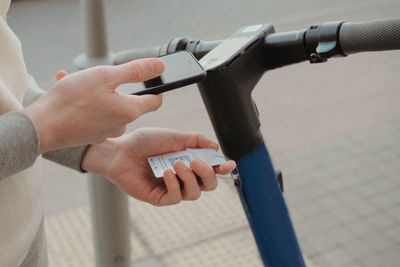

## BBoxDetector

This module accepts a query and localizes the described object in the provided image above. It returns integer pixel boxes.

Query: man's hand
[23,58,165,154]
[81,128,236,206]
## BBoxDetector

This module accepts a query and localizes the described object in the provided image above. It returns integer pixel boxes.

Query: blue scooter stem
[236,143,305,267]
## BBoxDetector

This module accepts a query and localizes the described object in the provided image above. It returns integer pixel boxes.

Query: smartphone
[131,51,206,95]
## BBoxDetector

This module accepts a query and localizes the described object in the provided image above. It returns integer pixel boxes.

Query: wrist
[81,139,118,176]
[22,102,57,154]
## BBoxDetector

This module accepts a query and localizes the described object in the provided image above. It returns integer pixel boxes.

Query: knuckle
[94,66,112,81]
[124,109,138,122]
[130,63,145,82]
[111,126,126,138]
[169,182,180,192]
[188,131,204,146]
[151,95,163,111]
[194,132,205,140]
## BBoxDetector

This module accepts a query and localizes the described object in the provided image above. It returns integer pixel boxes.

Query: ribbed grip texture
[339,18,400,54]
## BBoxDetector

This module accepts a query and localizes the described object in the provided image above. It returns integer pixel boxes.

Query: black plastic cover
[198,24,275,160]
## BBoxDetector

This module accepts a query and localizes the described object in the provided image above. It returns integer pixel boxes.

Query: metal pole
[74,0,113,69]
[88,175,131,267]
[74,1,165,266]
[74,1,130,266]
[81,0,108,58]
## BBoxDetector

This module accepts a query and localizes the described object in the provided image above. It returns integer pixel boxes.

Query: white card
[147,148,226,178]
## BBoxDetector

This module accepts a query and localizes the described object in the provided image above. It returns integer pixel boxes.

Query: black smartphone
[131,51,206,95]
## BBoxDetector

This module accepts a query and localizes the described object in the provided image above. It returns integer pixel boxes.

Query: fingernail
[192,159,203,170]
[151,59,165,75]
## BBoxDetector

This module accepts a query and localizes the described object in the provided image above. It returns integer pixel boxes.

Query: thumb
[108,58,165,89]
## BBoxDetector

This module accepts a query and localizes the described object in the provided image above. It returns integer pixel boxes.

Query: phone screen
[132,51,206,95]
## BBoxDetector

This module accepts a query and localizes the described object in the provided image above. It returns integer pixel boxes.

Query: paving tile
[354,166,382,181]
[284,185,319,206]
[353,180,388,198]
[343,261,364,267]
[348,200,379,217]
[310,153,344,168]
[361,233,397,252]
[288,205,308,222]
[304,233,338,255]
[281,159,316,176]
[377,246,400,267]
[366,212,398,231]
[318,211,343,230]
[329,206,359,224]
[318,247,353,267]
[308,254,331,267]
[128,181,249,255]
[386,205,400,222]
[301,182,329,200]
[336,188,364,204]
[294,218,323,239]
[318,195,345,210]
[358,245,400,267]
[341,238,376,261]
[357,153,381,167]
[321,176,356,192]
[383,225,400,244]
[323,226,354,245]
[289,200,326,221]
[46,205,151,267]
[344,220,375,239]
[162,228,264,267]
[369,190,400,210]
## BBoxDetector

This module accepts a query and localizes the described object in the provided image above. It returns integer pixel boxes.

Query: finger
[120,93,163,121]
[183,132,219,150]
[214,160,236,174]
[190,158,218,191]
[109,58,165,88]
[56,70,68,81]
[159,169,182,206]
[173,160,201,200]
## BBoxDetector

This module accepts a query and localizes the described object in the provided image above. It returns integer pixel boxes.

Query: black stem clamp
[304,21,346,63]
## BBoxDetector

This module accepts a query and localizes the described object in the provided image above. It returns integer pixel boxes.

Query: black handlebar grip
[113,46,161,65]
[339,18,400,54]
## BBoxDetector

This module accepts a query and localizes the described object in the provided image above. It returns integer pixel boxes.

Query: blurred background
[7,0,400,266]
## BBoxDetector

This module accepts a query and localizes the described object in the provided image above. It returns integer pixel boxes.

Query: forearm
[0,112,39,179]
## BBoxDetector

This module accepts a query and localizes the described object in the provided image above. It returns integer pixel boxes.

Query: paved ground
[45,122,400,267]
[282,122,400,266]
[7,0,400,266]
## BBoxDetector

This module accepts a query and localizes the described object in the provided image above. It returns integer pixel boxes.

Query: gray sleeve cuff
[43,146,89,173]
[0,111,39,180]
